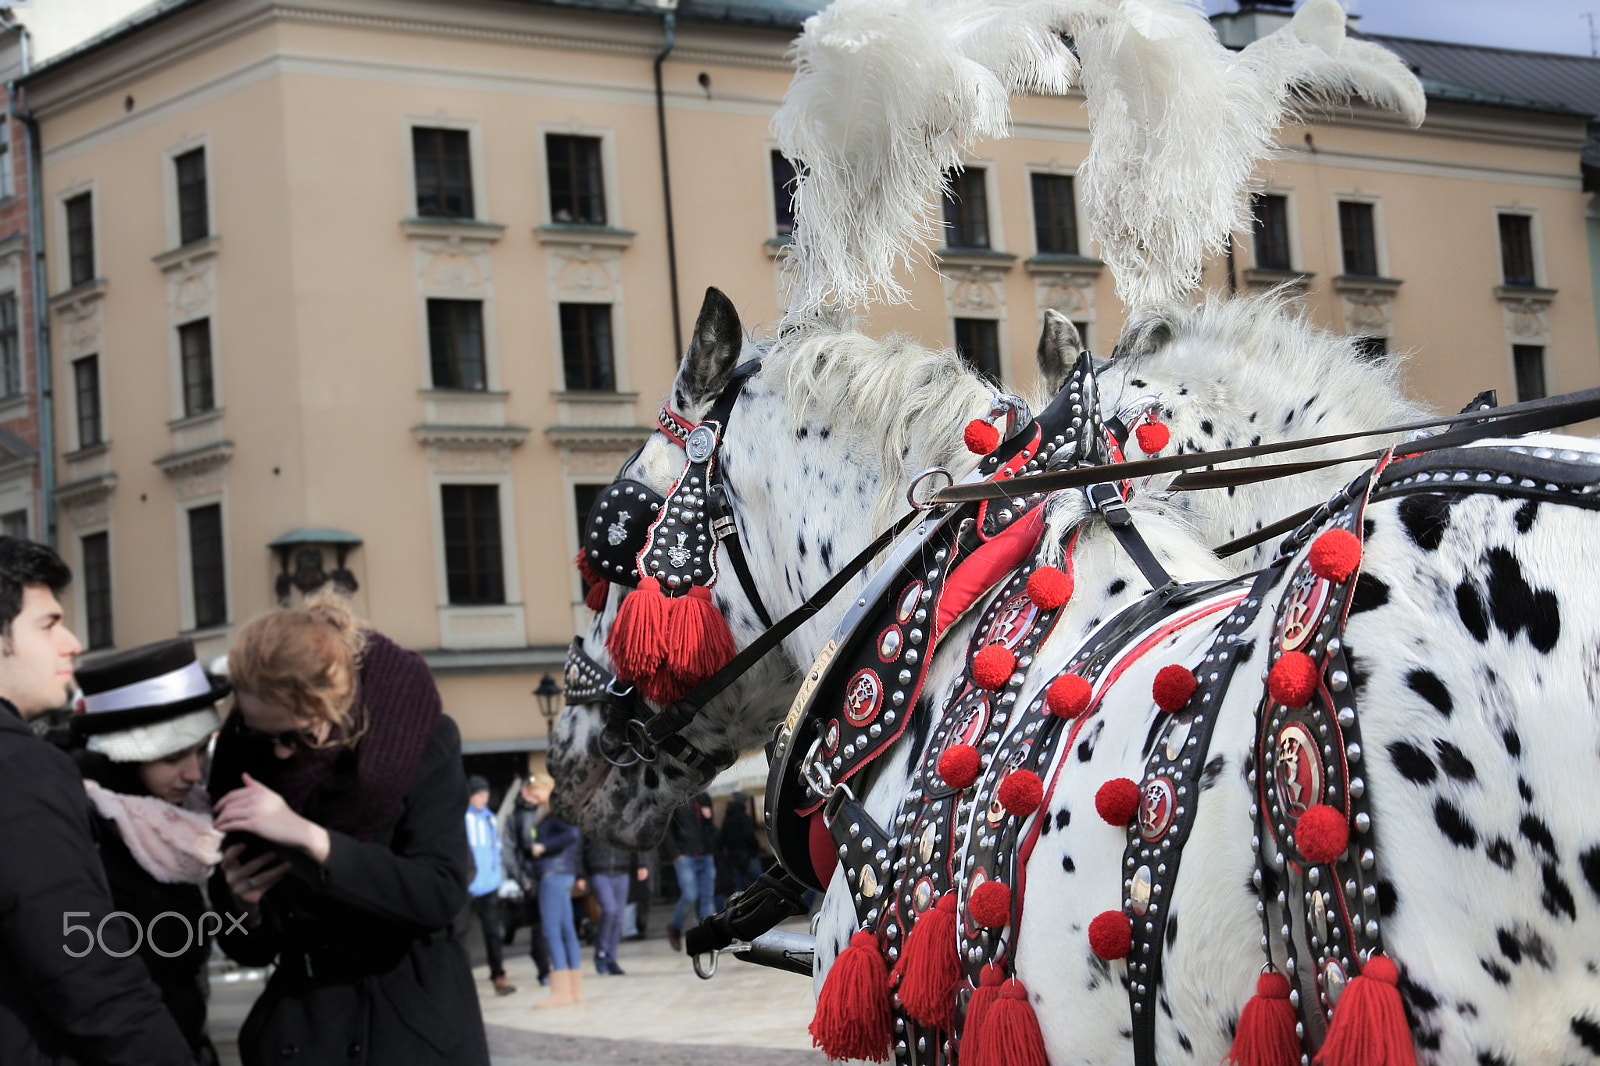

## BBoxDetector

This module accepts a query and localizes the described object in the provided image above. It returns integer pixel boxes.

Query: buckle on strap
[1087,480,1132,527]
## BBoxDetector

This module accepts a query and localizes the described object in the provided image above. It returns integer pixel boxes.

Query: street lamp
[533,673,564,726]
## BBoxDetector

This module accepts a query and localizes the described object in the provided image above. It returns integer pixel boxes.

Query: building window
[1513,345,1546,402]
[559,303,615,392]
[427,299,486,391]
[547,134,606,225]
[1252,194,1291,271]
[943,168,990,250]
[1353,336,1388,361]
[771,150,797,237]
[81,531,112,650]
[954,318,1000,381]
[1338,201,1378,277]
[572,483,603,549]
[179,320,215,417]
[66,193,94,287]
[441,484,505,605]
[0,510,25,539]
[0,293,19,398]
[1031,174,1077,255]
[73,355,101,448]
[412,127,474,219]
[175,148,208,245]
[0,119,13,200]
[188,504,226,629]
[1498,214,1535,288]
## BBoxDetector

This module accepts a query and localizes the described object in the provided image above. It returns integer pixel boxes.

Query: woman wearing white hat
[71,637,230,1064]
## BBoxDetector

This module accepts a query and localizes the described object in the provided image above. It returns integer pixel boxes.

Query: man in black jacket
[0,537,193,1064]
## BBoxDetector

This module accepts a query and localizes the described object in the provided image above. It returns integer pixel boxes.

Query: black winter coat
[210,714,489,1066]
[0,702,193,1066]
[505,795,541,888]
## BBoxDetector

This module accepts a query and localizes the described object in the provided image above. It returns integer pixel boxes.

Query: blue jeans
[592,873,630,967]
[539,873,581,971]
[670,853,717,931]
[731,854,765,895]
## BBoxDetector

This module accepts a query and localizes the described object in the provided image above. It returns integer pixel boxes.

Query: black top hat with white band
[72,638,230,762]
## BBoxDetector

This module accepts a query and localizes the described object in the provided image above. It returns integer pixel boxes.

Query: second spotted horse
[553,288,1600,1066]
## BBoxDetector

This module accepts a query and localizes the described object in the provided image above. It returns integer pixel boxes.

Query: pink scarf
[83,780,224,885]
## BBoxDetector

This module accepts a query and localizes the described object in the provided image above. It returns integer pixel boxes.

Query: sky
[9,0,1600,63]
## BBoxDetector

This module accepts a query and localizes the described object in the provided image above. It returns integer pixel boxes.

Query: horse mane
[762,327,1016,532]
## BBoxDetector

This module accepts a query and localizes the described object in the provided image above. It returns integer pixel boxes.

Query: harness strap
[684,868,813,957]
[1088,481,1175,590]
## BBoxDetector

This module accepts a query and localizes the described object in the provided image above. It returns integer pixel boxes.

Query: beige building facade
[18,0,1595,771]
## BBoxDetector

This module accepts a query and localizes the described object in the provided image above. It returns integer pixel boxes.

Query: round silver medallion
[685,425,717,463]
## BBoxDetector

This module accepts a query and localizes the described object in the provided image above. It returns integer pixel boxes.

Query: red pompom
[968,880,1012,928]
[1088,911,1132,960]
[1096,777,1141,826]
[972,644,1016,691]
[1309,528,1363,583]
[894,892,959,1030]
[1268,651,1319,708]
[1025,565,1072,609]
[960,964,1006,1064]
[1315,954,1416,1066]
[584,578,610,613]
[971,979,1049,1066]
[964,419,1001,455]
[810,930,893,1062]
[607,577,670,679]
[1046,673,1093,718]
[938,744,982,790]
[1295,803,1350,864]
[1152,664,1197,713]
[1226,970,1299,1066]
[664,585,736,688]
[997,770,1044,817]
[1134,421,1170,455]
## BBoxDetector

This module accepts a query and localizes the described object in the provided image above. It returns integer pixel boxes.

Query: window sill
[152,235,220,272]
[1243,267,1315,290]
[763,235,793,260]
[438,603,528,651]
[420,388,508,399]
[179,623,232,641]
[411,423,530,448]
[64,442,111,463]
[1332,274,1403,294]
[153,439,233,478]
[1494,284,1557,303]
[1024,253,1103,277]
[166,406,224,432]
[0,392,29,424]
[935,248,1017,271]
[402,218,506,243]
[551,390,639,403]
[535,224,635,249]
[49,278,108,309]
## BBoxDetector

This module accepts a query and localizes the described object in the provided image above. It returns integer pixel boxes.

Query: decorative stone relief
[1341,292,1391,336]
[561,442,646,479]
[416,240,491,298]
[948,273,1001,314]
[59,301,102,360]
[172,266,213,322]
[169,458,229,501]
[1497,290,1554,344]
[548,246,622,303]
[428,442,517,476]
[1035,275,1095,323]
[57,479,115,529]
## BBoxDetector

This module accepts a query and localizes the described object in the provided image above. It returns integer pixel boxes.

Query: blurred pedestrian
[0,537,193,1064]
[720,790,765,895]
[524,774,584,1008]
[208,591,489,1065]
[664,792,717,952]
[72,638,229,1065]
[465,775,516,996]
[503,777,551,984]
[580,837,647,975]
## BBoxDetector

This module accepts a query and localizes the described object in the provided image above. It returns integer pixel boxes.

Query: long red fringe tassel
[607,577,670,679]
[665,585,736,687]
[959,963,1005,1064]
[810,930,893,1063]
[972,977,1048,1066]
[1227,970,1300,1066]
[895,892,960,1029]
[1315,955,1416,1066]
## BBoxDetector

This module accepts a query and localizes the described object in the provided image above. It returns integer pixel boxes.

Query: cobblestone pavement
[210,918,825,1065]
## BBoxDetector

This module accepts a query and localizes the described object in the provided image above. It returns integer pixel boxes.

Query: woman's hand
[530,842,546,857]
[214,773,333,865]
[220,842,291,918]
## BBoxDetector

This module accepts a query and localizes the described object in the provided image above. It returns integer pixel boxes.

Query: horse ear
[1111,311,1174,363]
[1037,311,1080,394]
[675,287,744,409]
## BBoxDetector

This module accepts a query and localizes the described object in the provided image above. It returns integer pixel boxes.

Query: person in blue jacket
[524,774,583,1008]
[464,776,515,996]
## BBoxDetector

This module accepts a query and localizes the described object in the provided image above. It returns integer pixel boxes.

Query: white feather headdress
[774,0,1425,316]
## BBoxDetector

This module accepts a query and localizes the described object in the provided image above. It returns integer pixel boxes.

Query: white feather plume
[775,0,1426,318]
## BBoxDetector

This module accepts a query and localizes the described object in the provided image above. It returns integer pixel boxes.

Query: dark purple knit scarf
[211,631,440,843]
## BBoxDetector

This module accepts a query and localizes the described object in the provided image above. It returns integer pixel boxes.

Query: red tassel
[810,930,893,1063]
[574,550,604,587]
[1226,970,1300,1066]
[665,585,736,687]
[607,577,670,679]
[973,978,1049,1066]
[960,964,1005,1063]
[635,668,692,706]
[584,579,610,613]
[895,892,960,1029]
[1315,955,1416,1066]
